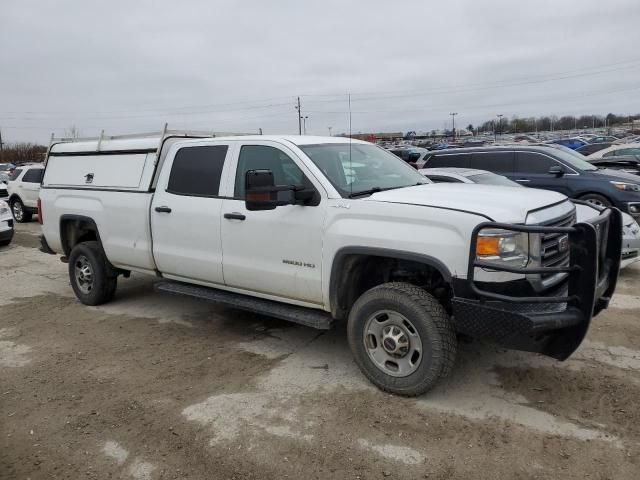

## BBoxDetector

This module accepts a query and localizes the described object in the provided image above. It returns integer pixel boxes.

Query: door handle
[224,212,246,221]
[515,179,530,183]
[155,206,172,213]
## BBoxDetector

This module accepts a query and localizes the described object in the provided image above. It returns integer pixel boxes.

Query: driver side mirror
[245,169,292,211]
[548,165,564,176]
[245,169,316,211]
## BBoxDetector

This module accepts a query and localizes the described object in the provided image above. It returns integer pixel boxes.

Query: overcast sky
[1,0,639,143]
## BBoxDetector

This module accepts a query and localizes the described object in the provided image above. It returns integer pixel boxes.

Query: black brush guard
[451,207,622,360]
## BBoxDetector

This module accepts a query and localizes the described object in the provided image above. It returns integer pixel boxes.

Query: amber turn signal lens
[476,236,500,256]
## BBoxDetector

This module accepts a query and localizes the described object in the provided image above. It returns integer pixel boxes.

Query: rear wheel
[580,193,611,208]
[68,241,117,305]
[10,198,31,223]
[347,282,457,396]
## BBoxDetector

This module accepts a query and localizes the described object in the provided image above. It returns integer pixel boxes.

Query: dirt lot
[2,222,640,480]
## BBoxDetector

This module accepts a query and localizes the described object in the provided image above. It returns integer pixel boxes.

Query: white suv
[7,164,44,222]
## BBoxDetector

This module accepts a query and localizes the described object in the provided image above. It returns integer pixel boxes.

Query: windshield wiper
[348,187,383,198]
[348,183,427,198]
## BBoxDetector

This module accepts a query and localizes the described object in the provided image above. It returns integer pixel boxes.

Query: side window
[234,145,306,198]
[603,151,614,158]
[426,153,470,168]
[167,145,228,196]
[515,152,559,174]
[22,168,44,183]
[616,148,640,156]
[471,152,514,173]
[10,168,23,181]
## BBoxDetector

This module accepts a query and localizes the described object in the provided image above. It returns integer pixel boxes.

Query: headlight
[0,200,8,215]
[476,229,530,267]
[610,181,640,192]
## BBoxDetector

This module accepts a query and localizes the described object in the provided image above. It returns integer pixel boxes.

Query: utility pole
[328,126,332,137]
[295,97,302,135]
[449,112,458,141]
[497,114,504,141]
[0,127,4,161]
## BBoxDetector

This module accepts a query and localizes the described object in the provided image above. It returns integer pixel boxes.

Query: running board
[155,281,333,330]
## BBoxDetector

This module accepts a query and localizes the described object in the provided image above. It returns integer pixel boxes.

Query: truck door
[151,142,233,285]
[220,141,325,305]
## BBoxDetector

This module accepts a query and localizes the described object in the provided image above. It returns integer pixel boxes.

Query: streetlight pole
[449,112,458,141]
[328,126,332,137]
[497,114,503,141]
[302,116,309,135]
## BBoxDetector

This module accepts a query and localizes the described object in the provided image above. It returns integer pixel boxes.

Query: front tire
[11,198,31,223]
[347,282,457,396]
[580,193,611,208]
[68,241,117,306]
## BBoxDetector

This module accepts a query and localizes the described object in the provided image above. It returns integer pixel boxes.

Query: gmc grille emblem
[558,235,569,253]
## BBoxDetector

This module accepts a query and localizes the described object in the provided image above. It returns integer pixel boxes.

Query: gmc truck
[39,130,622,396]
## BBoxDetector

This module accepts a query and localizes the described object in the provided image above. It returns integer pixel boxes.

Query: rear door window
[10,168,23,181]
[22,168,44,183]
[470,152,515,174]
[425,153,470,168]
[167,145,228,196]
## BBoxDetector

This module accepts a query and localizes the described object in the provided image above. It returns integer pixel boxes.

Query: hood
[365,184,568,223]
[591,168,640,182]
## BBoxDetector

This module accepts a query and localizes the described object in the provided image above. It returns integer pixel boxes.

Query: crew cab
[39,131,622,396]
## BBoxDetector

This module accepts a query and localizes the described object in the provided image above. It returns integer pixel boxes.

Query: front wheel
[580,193,611,208]
[68,241,118,306]
[347,282,457,396]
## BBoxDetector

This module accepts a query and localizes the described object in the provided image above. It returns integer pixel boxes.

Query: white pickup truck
[39,131,622,396]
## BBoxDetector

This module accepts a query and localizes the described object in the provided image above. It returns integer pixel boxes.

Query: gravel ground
[1,222,640,479]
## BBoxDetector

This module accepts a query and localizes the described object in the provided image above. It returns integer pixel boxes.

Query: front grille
[539,210,575,278]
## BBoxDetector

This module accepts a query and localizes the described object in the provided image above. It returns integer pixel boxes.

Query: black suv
[421,145,640,220]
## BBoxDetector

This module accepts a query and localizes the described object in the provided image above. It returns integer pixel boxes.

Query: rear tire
[10,198,31,223]
[580,193,611,208]
[68,241,118,306]
[347,282,457,396]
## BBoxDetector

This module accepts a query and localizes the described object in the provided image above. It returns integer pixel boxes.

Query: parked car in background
[586,136,618,144]
[587,155,640,175]
[418,167,521,187]
[547,137,589,150]
[419,167,640,269]
[421,145,640,220]
[387,146,430,167]
[7,163,44,222]
[0,163,16,183]
[576,142,613,156]
[587,143,640,159]
[0,199,14,246]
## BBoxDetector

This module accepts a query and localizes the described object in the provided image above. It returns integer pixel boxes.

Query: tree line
[0,142,47,165]
[473,112,639,134]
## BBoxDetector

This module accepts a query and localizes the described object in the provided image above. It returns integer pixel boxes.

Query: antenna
[348,93,352,196]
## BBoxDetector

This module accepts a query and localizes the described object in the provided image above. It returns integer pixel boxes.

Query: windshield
[299,143,427,197]
[544,145,598,171]
[468,173,521,187]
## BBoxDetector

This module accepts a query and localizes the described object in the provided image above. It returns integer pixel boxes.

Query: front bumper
[0,223,14,244]
[451,207,622,360]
